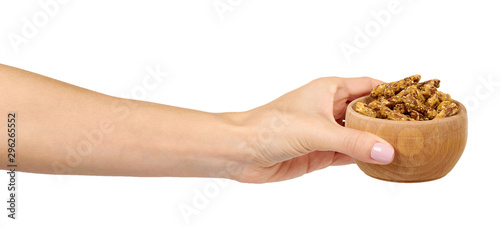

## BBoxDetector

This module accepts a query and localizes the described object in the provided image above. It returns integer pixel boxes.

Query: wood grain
[345,96,468,183]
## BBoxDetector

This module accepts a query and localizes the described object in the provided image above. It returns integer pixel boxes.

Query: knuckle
[311,77,339,85]
[310,77,326,86]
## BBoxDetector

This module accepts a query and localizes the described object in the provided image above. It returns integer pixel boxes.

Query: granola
[355,75,458,121]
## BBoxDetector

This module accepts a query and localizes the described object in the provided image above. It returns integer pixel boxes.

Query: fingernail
[370,143,394,164]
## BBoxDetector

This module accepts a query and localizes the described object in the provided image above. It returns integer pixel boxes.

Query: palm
[237,151,353,183]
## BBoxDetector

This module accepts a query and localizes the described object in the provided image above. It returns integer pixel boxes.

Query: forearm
[0,64,247,177]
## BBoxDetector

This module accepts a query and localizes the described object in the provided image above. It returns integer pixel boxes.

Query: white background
[1,0,499,226]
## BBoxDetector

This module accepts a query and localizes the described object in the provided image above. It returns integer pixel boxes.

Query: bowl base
[360,171,448,183]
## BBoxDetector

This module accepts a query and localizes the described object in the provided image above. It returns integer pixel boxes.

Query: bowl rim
[346,95,467,125]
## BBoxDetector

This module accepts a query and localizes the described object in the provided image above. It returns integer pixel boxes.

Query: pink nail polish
[370,143,394,163]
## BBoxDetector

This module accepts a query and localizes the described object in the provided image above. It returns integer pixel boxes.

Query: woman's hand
[231,77,395,183]
[0,64,393,183]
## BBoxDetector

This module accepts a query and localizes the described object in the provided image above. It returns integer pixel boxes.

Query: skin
[0,64,393,183]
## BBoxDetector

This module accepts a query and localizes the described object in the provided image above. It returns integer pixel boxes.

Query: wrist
[207,111,253,180]
[214,110,253,161]
[216,107,298,183]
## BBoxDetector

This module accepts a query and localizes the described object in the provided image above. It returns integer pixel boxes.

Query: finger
[331,77,384,120]
[310,123,394,165]
[299,151,353,173]
[340,77,385,101]
[330,153,355,166]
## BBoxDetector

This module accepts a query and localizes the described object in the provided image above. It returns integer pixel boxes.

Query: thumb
[314,124,395,165]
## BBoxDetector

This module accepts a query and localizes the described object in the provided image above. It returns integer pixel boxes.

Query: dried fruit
[355,75,458,121]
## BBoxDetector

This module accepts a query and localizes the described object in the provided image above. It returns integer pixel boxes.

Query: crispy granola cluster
[354,75,459,121]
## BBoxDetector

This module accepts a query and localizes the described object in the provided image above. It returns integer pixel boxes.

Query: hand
[0,64,393,182]
[232,77,395,183]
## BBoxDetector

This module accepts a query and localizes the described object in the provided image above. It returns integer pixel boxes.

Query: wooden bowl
[345,96,468,183]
